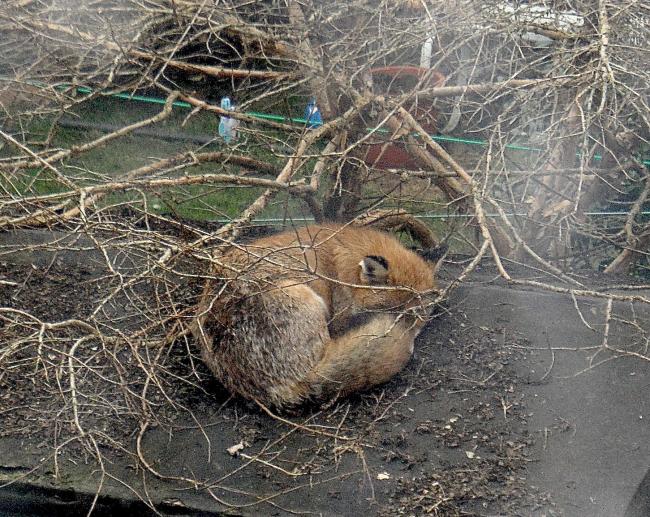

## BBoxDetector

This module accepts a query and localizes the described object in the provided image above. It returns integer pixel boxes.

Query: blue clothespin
[304,98,323,128]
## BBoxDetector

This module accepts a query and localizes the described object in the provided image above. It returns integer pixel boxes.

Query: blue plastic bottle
[304,98,323,128]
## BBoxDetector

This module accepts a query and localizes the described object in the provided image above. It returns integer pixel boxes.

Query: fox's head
[351,241,447,320]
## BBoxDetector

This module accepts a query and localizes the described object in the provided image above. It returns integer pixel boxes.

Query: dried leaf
[227,442,245,456]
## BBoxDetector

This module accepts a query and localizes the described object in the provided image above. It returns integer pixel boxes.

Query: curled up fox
[193,223,445,409]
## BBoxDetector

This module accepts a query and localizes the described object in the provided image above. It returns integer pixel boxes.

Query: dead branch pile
[0,0,648,511]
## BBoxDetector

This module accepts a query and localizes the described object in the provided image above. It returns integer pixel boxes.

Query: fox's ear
[359,255,389,285]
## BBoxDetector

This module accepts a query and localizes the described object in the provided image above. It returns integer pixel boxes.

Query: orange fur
[193,224,441,408]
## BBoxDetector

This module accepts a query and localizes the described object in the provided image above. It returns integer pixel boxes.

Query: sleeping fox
[193,223,444,409]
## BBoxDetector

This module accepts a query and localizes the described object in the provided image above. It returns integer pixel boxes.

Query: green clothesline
[71,86,649,166]
[69,87,565,152]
